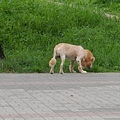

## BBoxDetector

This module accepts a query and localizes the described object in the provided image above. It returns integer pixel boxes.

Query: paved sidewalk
[0,73,120,120]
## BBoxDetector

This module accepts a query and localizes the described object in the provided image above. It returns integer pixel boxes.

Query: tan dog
[49,43,95,74]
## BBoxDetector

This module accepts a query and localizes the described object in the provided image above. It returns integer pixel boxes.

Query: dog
[49,43,95,74]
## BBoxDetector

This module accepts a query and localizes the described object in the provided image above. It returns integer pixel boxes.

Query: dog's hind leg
[59,55,65,74]
[69,60,76,73]
[49,58,56,74]
[49,47,58,74]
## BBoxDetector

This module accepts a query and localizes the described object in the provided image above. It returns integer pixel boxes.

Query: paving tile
[0,73,120,120]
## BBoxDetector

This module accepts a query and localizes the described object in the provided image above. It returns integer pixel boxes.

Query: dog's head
[81,49,95,69]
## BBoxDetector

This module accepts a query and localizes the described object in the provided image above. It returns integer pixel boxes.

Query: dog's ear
[91,57,95,62]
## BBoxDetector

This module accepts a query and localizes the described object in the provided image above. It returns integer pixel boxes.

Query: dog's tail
[49,58,56,67]
[49,48,57,67]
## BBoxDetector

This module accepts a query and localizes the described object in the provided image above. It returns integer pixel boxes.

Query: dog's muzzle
[87,64,92,69]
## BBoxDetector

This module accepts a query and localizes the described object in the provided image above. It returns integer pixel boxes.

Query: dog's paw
[50,71,54,74]
[50,72,54,74]
[59,71,64,74]
[69,65,77,73]
[81,70,87,74]
[72,70,77,73]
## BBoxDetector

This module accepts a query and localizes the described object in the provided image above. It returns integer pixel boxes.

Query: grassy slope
[0,0,120,73]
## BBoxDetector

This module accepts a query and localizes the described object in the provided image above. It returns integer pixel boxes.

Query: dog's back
[54,43,85,60]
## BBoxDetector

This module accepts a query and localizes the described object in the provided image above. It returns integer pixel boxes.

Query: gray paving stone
[44,117,65,120]
[63,116,85,120]
[25,118,45,120]
[1,118,13,120]
[14,118,25,120]
[0,73,120,120]
[105,118,120,120]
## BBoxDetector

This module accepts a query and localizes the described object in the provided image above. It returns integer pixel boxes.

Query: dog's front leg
[69,60,77,73]
[76,57,87,73]
[78,65,87,73]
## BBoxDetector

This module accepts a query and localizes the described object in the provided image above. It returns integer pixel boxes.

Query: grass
[0,0,120,73]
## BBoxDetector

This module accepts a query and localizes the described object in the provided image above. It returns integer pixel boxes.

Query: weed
[0,0,120,73]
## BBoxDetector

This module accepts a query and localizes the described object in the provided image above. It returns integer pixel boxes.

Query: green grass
[0,0,120,73]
